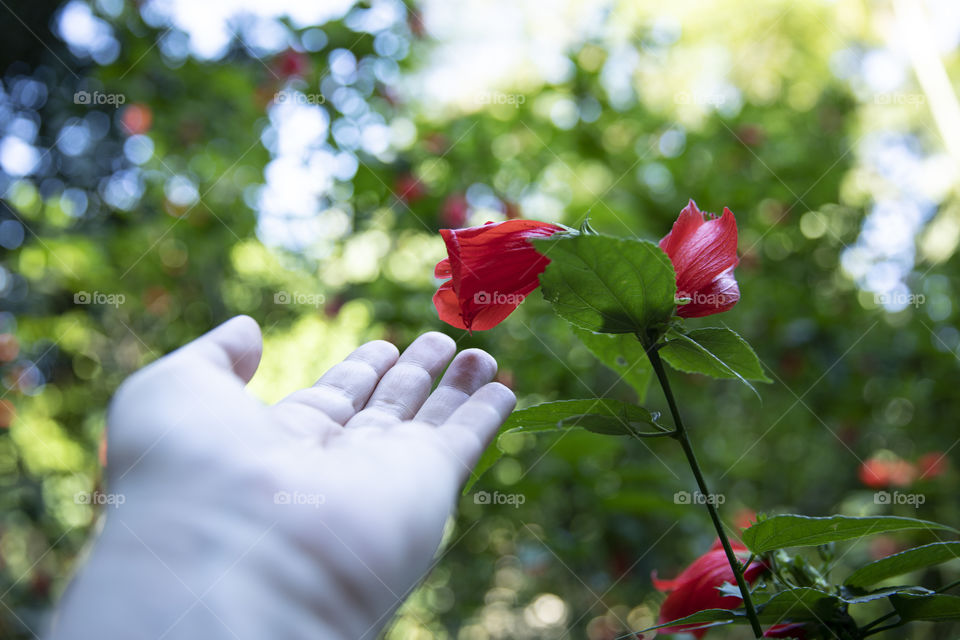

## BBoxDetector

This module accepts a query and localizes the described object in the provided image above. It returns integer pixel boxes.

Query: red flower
[433,220,565,332]
[859,455,916,489]
[653,540,765,638]
[659,200,740,318]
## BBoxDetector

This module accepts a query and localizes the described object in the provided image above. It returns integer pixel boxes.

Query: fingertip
[353,339,401,368]
[480,382,517,415]
[452,348,498,378]
[413,331,457,354]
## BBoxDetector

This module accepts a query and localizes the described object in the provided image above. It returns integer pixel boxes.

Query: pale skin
[49,316,516,639]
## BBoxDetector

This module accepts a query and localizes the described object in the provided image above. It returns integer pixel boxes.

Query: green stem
[646,343,765,639]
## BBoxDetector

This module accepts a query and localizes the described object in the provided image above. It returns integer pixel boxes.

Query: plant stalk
[646,344,765,638]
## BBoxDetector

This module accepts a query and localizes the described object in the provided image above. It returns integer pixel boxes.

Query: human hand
[51,316,515,639]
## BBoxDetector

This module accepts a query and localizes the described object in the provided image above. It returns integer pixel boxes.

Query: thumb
[173,315,263,384]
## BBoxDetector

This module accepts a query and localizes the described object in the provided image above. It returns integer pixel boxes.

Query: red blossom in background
[433,220,564,332]
[917,452,948,479]
[858,455,917,489]
[395,174,427,204]
[660,200,740,318]
[120,103,152,135]
[274,49,310,78]
[441,193,469,227]
[653,540,765,638]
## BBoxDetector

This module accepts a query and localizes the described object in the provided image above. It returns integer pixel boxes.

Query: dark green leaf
[755,588,843,623]
[534,235,676,335]
[659,327,772,393]
[462,399,664,493]
[890,593,960,621]
[838,585,932,603]
[633,609,738,635]
[743,515,958,553]
[844,542,960,589]
[572,327,654,401]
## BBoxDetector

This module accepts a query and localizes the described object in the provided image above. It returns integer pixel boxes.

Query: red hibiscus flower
[433,220,565,332]
[659,200,740,318]
[653,540,765,638]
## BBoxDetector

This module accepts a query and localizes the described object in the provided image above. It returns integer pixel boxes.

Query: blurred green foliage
[1,0,959,638]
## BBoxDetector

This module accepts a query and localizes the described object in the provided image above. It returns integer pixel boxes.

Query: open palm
[52,316,515,640]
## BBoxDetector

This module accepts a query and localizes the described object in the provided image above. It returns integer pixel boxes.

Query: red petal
[433,281,467,330]
[677,267,740,318]
[665,206,738,296]
[656,542,764,637]
[435,220,563,331]
[659,199,706,258]
[434,257,452,278]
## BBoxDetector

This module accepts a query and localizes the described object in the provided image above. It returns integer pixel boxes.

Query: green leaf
[844,542,960,589]
[500,399,664,436]
[462,399,666,494]
[742,515,958,553]
[659,327,772,395]
[572,327,654,401]
[838,585,932,603]
[634,609,738,635]
[755,588,843,623]
[534,235,676,335]
[890,593,960,621]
